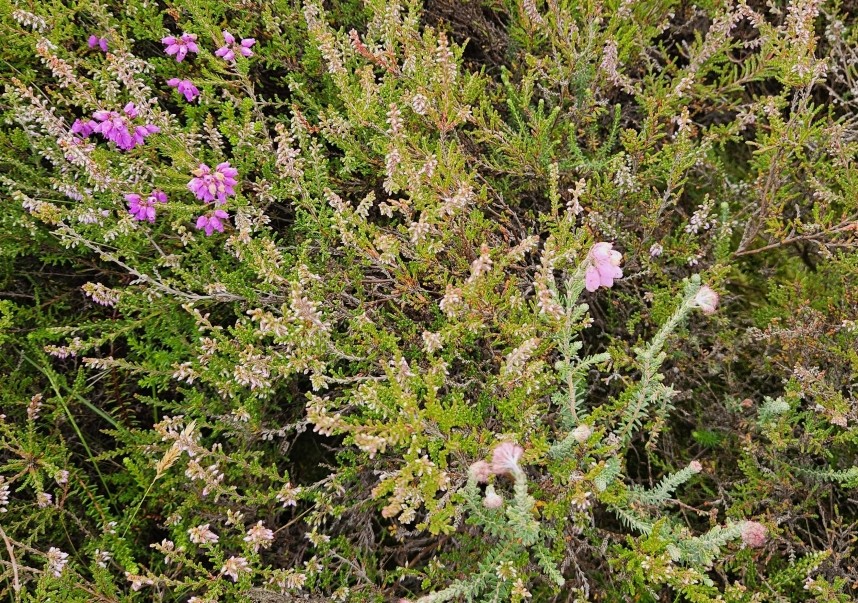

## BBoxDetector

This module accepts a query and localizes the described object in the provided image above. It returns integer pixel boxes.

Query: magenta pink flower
[161,33,199,62]
[491,442,524,475]
[187,162,239,204]
[88,35,108,52]
[71,118,96,138]
[167,78,200,102]
[90,103,159,151]
[195,209,230,236]
[585,242,623,292]
[125,190,167,222]
[214,30,255,62]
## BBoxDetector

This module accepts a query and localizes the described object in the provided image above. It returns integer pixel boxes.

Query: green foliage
[1,0,857,601]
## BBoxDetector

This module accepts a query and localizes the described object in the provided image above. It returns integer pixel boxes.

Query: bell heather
[167,78,200,102]
[90,103,159,150]
[585,242,623,292]
[125,190,167,222]
[187,162,239,204]
[215,30,255,62]
[195,209,230,236]
[87,35,108,52]
[70,118,95,138]
[161,33,199,62]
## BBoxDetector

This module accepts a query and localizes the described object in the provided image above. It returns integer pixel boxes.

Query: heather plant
[0,0,857,602]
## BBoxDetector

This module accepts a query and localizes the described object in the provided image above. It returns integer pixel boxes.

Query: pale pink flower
[468,460,492,483]
[46,547,69,577]
[221,556,251,582]
[483,486,503,509]
[585,242,623,292]
[688,460,703,473]
[126,572,154,591]
[693,285,719,314]
[572,424,592,444]
[276,482,301,507]
[740,521,767,548]
[188,523,219,544]
[491,442,524,475]
[37,492,53,508]
[215,30,255,62]
[243,520,274,552]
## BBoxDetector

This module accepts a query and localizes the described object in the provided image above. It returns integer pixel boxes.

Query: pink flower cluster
[88,35,108,52]
[167,78,200,102]
[125,190,167,222]
[74,103,159,151]
[161,33,199,62]
[740,521,767,548]
[215,31,255,62]
[188,162,238,236]
[188,162,238,204]
[585,242,623,292]
[693,285,719,314]
[469,442,526,482]
[195,209,230,236]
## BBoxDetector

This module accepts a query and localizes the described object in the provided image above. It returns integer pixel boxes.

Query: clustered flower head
[188,523,219,545]
[125,190,167,222]
[87,35,108,52]
[187,162,238,236]
[71,118,95,139]
[195,209,230,236]
[161,32,199,62]
[693,285,719,314]
[243,520,275,552]
[167,78,200,102]
[221,556,251,582]
[585,242,623,292]
[572,424,592,444]
[46,547,69,577]
[491,442,524,476]
[87,103,160,151]
[188,162,238,204]
[740,521,767,548]
[482,484,503,509]
[468,460,493,483]
[215,30,255,62]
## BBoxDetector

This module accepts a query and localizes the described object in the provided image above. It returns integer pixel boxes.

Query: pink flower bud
[688,460,703,473]
[572,424,592,444]
[740,521,767,548]
[483,487,503,509]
